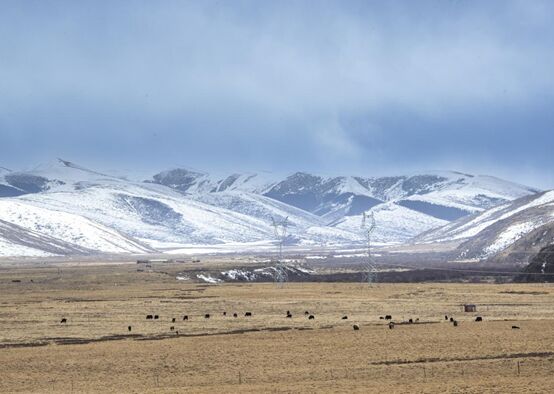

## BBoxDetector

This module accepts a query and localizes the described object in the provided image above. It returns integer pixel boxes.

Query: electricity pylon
[361,211,377,285]
[272,216,289,286]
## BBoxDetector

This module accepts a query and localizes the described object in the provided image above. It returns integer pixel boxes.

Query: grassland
[0,261,553,393]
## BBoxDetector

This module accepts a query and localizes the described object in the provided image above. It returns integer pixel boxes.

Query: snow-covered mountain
[0,159,542,257]
[418,190,554,260]
[150,169,537,224]
[0,160,361,256]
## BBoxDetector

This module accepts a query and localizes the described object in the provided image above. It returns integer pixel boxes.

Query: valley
[0,261,552,393]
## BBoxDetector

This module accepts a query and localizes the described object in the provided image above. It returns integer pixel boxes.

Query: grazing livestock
[223,312,227,316]
[60,318,67,324]
[342,316,348,320]
[146,315,153,320]
[183,315,188,321]
[286,313,292,318]
[475,316,483,322]
[245,312,252,317]
[308,315,315,320]
[379,316,384,320]
[408,318,413,324]
[512,325,520,329]
[172,318,176,323]
[128,326,132,332]
[233,313,238,318]
[353,325,360,330]
[450,317,454,322]
[154,315,159,320]
[385,315,392,320]
[170,326,175,331]
[445,315,448,320]
[304,311,310,315]
[204,314,210,319]
[388,322,395,329]
[453,320,458,327]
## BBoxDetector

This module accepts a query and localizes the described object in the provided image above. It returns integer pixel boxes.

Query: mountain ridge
[0,159,543,257]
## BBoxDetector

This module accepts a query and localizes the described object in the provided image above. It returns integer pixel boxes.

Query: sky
[1,0,553,188]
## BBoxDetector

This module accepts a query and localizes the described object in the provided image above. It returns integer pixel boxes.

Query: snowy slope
[192,191,325,228]
[0,218,93,257]
[192,191,360,244]
[395,173,538,219]
[418,191,554,259]
[332,202,449,244]
[0,200,153,254]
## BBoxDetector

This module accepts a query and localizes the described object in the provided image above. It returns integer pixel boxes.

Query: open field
[0,262,553,393]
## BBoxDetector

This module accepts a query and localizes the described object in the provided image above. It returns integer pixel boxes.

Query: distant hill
[417,191,554,262]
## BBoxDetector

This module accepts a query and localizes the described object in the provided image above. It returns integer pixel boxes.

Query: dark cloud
[0,0,553,187]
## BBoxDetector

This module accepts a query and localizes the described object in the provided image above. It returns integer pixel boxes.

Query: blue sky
[1,0,553,187]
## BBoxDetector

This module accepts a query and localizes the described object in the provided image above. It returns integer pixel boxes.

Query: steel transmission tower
[361,211,377,285]
[272,216,289,286]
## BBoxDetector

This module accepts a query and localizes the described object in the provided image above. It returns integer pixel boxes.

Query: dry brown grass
[0,262,553,393]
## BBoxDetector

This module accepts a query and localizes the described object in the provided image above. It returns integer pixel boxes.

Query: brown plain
[0,262,553,393]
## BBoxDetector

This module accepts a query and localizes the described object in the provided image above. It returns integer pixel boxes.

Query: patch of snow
[196,274,222,284]
[483,222,540,257]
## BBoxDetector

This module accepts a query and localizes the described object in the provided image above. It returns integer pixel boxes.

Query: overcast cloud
[1,0,553,187]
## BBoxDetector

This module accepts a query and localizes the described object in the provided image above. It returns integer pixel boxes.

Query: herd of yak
[57,310,520,334]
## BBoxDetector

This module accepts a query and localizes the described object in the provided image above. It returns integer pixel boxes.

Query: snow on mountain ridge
[0,160,542,256]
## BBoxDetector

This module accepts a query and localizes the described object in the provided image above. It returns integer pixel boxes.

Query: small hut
[463,304,477,313]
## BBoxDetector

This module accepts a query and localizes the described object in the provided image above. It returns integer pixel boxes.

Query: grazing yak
[60,318,67,324]
[342,316,348,320]
[286,313,292,318]
[128,326,132,332]
[475,316,483,322]
[223,312,227,316]
[353,325,360,330]
[512,325,520,329]
[308,315,315,320]
[233,313,238,318]
[154,315,159,320]
[170,326,175,331]
[385,315,392,320]
[204,314,210,319]
[183,315,188,321]
[172,318,176,323]
[245,312,252,317]
[453,320,458,327]
[146,315,153,320]
[388,322,395,329]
